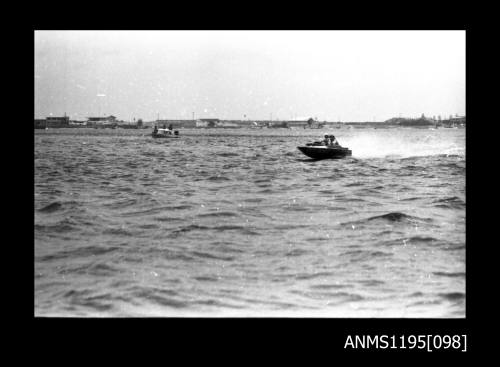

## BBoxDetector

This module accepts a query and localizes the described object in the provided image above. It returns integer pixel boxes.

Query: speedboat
[152,128,180,138]
[297,143,352,159]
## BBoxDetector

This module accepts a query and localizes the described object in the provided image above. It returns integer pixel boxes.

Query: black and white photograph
[34,30,465,318]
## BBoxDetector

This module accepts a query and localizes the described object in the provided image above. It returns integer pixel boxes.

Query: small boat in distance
[152,124,180,138]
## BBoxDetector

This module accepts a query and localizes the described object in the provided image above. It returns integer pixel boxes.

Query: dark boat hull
[152,134,179,138]
[297,146,352,159]
[151,130,179,139]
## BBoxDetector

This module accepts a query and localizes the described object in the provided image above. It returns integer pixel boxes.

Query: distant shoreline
[34,120,465,130]
[34,124,465,131]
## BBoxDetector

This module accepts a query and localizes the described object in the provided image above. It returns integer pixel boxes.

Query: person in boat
[323,134,330,146]
[329,135,339,146]
[163,124,167,129]
[153,125,158,135]
[168,124,173,131]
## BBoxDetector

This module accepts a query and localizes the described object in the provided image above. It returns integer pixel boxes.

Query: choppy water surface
[35,127,465,317]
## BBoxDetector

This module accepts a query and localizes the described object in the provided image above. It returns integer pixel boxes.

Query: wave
[243,198,264,203]
[169,224,211,235]
[399,196,422,201]
[295,271,335,280]
[65,292,115,312]
[85,262,121,277]
[196,211,239,218]
[309,284,350,290]
[432,271,465,278]
[120,205,192,217]
[213,225,260,235]
[253,178,272,184]
[168,223,259,237]
[153,216,184,223]
[102,198,138,209]
[343,212,433,227]
[192,299,246,309]
[299,290,365,303]
[408,291,425,297]
[375,235,455,248]
[344,182,365,187]
[194,276,220,282]
[438,292,465,301]
[102,227,134,236]
[191,251,235,262]
[435,161,465,170]
[357,279,386,287]
[443,244,466,251]
[36,245,121,262]
[368,212,415,222]
[130,287,189,309]
[285,249,309,257]
[35,221,76,234]
[206,175,232,181]
[38,202,63,213]
[38,200,83,213]
[215,152,239,157]
[340,249,393,262]
[160,249,196,262]
[432,196,465,209]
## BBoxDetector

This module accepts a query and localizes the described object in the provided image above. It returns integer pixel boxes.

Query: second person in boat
[329,135,339,146]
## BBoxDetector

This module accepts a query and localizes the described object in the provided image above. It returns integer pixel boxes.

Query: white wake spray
[337,129,465,159]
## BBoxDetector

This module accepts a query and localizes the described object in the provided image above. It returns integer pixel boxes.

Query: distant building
[286,120,309,128]
[217,121,239,127]
[384,116,434,126]
[195,118,219,128]
[201,118,219,128]
[44,116,70,127]
[448,115,466,125]
[87,115,117,123]
[286,117,324,128]
[268,121,289,128]
[87,115,117,127]
[156,119,196,128]
[69,120,87,126]
[179,120,197,128]
[196,119,209,127]
[34,119,46,129]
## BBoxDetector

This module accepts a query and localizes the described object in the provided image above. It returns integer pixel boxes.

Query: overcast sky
[35,31,465,121]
